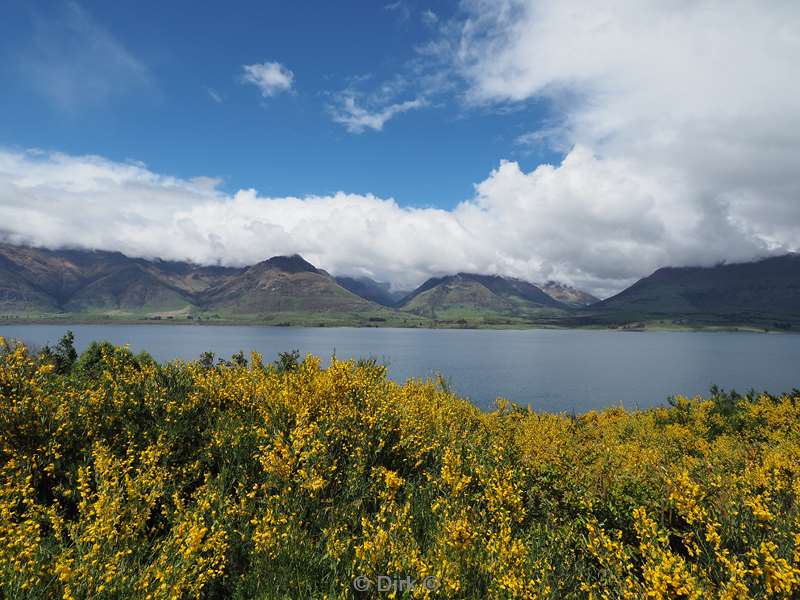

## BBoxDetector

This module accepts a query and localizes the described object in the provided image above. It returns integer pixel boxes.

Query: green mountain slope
[3,243,799,329]
[63,266,195,314]
[592,254,800,327]
[0,262,61,314]
[398,273,568,323]
[0,245,392,321]
[0,244,202,317]
[201,255,385,317]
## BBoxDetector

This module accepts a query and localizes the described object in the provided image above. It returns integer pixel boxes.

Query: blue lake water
[1,324,798,412]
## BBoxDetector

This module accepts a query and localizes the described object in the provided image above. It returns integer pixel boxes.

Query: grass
[2,311,796,332]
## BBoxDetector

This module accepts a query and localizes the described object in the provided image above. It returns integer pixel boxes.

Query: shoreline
[0,316,791,334]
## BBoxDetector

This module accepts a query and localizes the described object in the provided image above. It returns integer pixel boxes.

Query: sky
[1,0,799,297]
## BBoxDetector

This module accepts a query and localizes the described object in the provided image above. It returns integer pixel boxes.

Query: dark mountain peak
[595,253,800,325]
[257,254,320,275]
[410,274,451,295]
[640,254,800,287]
[337,275,389,290]
[335,275,405,307]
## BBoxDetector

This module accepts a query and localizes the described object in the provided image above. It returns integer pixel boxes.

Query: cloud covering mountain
[2,0,798,297]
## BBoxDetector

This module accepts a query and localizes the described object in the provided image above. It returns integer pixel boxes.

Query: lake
[1,324,798,412]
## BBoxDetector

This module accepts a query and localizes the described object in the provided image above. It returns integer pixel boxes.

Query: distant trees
[25,330,306,379]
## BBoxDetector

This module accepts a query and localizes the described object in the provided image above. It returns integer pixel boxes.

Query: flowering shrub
[1,336,799,598]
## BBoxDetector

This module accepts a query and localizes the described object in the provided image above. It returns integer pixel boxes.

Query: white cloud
[0,147,791,298]
[241,61,294,97]
[443,0,800,273]
[329,94,426,133]
[19,2,153,109]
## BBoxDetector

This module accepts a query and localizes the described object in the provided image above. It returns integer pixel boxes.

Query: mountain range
[0,244,398,326]
[1,242,798,330]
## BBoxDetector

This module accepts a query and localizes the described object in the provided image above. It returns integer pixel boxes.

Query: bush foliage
[1,334,800,598]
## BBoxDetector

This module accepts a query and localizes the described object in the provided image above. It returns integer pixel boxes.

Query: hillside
[592,254,800,327]
[0,244,397,324]
[3,243,799,329]
[0,244,201,316]
[540,280,599,307]
[398,272,568,323]
[334,275,408,307]
[202,255,384,317]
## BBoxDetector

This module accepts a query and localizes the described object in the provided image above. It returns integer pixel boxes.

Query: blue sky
[1,1,797,295]
[1,0,559,209]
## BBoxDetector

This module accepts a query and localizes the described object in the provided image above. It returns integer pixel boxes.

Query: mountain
[0,261,59,313]
[63,266,194,314]
[0,244,202,316]
[3,243,798,329]
[540,281,599,307]
[593,254,800,327]
[398,273,568,323]
[335,276,408,307]
[202,255,380,316]
[0,244,391,323]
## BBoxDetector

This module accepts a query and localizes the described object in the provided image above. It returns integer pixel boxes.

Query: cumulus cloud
[18,2,153,109]
[241,61,294,97]
[0,146,787,298]
[445,0,800,267]
[329,94,426,133]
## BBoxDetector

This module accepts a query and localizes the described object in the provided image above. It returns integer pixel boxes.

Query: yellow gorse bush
[1,335,800,598]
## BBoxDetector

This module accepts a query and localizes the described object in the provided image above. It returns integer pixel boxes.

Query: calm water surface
[2,324,799,412]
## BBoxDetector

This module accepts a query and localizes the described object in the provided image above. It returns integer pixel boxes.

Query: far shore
[0,315,791,334]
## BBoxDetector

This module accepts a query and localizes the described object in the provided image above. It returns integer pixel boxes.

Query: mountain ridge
[334,276,408,307]
[0,244,386,323]
[397,272,568,323]
[1,243,798,330]
[590,253,800,328]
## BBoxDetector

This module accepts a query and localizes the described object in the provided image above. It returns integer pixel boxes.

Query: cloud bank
[0,145,787,298]
[449,0,800,256]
